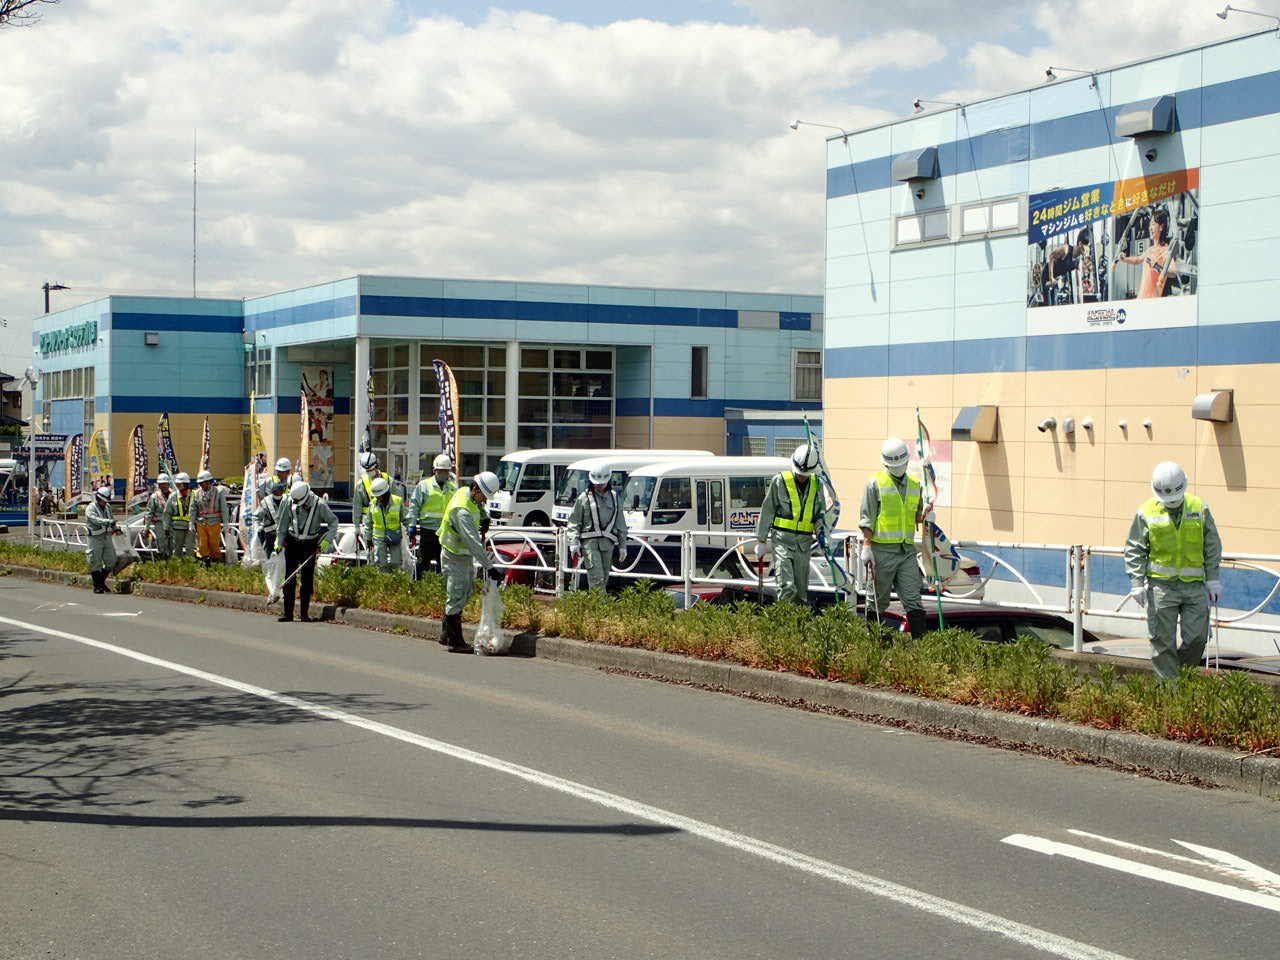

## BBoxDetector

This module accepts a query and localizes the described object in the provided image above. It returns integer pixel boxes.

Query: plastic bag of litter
[400,535,416,574]
[111,532,139,576]
[264,550,286,604]
[473,581,508,656]
[246,532,268,568]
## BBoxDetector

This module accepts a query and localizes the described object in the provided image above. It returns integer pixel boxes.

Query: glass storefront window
[518,425,548,448]
[585,350,611,370]
[521,348,549,368]
[519,371,549,396]
[554,349,581,369]
[518,398,548,421]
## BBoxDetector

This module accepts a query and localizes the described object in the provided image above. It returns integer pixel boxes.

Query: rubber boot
[443,613,467,651]
[907,609,928,641]
[91,570,106,594]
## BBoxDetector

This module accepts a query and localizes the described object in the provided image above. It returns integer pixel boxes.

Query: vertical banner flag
[88,429,112,487]
[249,392,266,461]
[299,386,311,484]
[915,409,957,628]
[157,413,179,478]
[803,417,852,602]
[127,424,149,512]
[432,359,458,474]
[200,416,212,473]
[360,365,374,454]
[64,433,83,499]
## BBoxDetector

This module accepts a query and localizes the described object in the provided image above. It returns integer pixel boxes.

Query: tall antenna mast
[192,129,198,298]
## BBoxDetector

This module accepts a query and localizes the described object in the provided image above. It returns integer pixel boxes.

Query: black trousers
[417,529,442,574]
[283,536,318,619]
[258,530,276,556]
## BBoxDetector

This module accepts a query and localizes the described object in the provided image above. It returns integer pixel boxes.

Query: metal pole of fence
[682,531,693,610]
[554,527,565,599]
[1072,545,1085,653]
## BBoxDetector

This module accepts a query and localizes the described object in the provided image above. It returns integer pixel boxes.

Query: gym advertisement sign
[1026,168,1199,335]
[38,320,98,355]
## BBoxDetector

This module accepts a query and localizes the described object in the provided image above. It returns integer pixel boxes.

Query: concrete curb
[4,562,1277,799]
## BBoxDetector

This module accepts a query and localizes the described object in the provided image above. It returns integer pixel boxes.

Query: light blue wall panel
[1196,278,1280,327]
[886,243,955,281]
[442,317,515,340]
[659,289,727,308]
[954,266,1024,308]
[1028,144,1116,194]
[724,292,795,311]
[1198,235,1280,287]
[954,303,1026,342]
[1202,31,1280,86]
[890,109,965,155]
[359,276,444,299]
[515,282,589,303]
[954,235,1027,273]
[890,308,954,345]
[1202,113,1280,167]
[1200,155,1280,203]
[1027,77,1107,124]
[1198,195,1280,243]
[1108,48,1203,105]
[587,286,656,307]
[825,283,883,320]
[441,279,517,301]
[827,252,890,290]
[585,324,654,345]
[827,192,892,234]
[363,317,446,339]
[953,163,1031,205]
[887,275,953,314]
[831,126,891,169]
[824,313,889,351]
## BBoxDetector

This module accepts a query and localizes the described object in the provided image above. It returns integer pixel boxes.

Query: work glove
[1206,580,1223,603]
[923,510,936,524]
[320,539,332,552]
[1128,584,1147,609]
[859,543,874,566]
[486,566,504,584]
[752,540,768,559]
[569,545,580,564]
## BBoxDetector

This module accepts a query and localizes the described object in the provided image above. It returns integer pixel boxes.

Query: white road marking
[1004,834,1280,914]
[97,611,143,617]
[32,602,79,612]
[1069,829,1280,892]
[3,613,1134,960]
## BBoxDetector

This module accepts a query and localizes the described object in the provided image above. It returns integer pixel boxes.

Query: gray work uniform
[860,475,924,615]
[165,489,197,558]
[755,472,819,605]
[255,495,287,553]
[144,487,170,558]
[441,493,493,616]
[355,470,383,522]
[1124,499,1222,681]
[259,473,290,503]
[567,488,629,593]
[84,499,118,574]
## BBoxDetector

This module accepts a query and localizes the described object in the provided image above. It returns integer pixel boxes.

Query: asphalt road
[2,577,1278,960]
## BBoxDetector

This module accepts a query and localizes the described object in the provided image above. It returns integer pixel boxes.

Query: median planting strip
[2,543,1277,799]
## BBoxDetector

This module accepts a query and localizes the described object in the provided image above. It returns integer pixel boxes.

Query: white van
[551,452,715,525]
[621,457,791,537]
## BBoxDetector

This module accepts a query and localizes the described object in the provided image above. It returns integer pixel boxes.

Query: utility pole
[43,282,68,314]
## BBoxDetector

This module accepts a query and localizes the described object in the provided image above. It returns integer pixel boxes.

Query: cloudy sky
[0,0,1250,373]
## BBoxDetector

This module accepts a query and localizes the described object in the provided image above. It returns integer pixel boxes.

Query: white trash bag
[400,535,416,574]
[264,550,287,605]
[473,581,509,656]
[111,532,140,576]
[246,533,268,568]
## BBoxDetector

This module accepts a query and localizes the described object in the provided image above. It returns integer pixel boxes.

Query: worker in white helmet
[438,471,503,651]
[859,438,929,639]
[193,469,229,564]
[85,486,121,594]
[145,474,172,558]
[254,479,288,555]
[362,475,409,572]
[753,444,822,605]
[1124,461,1223,681]
[165,472,197,558]
[275,480,339,622]
[409,453,457,577]
[259,457,292,502]
[355,450,385,522]
[567,465,629,594]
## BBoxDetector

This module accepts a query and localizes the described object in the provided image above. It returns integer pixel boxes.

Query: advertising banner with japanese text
[1027,168,1199,335]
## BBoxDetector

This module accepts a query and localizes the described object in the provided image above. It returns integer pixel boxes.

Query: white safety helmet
[472,470,501,499]
[881,437,910,478]
[175,472,190,485]
[370,476,390,498]
[791,443,820,477]
[157,473,171,486]
[359,451,378,470]
[95,486,111,501]
[196,469,214,484]
[588,465,612,486]
[289,480,311,502]
[432,453,453,471]
[1151,461,1187,507]
[275,457,292,472]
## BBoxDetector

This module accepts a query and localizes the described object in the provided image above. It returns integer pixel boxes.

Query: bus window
[653,477,691,525]
[710,481,724,525]
[729,476,770,509]
[518,463,551,502]
[622,476,656,513]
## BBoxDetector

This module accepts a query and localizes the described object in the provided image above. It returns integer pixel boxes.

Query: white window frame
[792,348,823,402]
[690,345,709,400]
[892,208,952,249]
[957,194,1026,241]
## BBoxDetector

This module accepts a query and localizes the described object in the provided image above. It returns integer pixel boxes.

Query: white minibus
[621,457,791,537]
[550,451,714,525]
[489,448,706,527]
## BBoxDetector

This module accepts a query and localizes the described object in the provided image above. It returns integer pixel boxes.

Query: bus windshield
[495,460,521,493]
[620,475,656,513]
[555,468,588,506]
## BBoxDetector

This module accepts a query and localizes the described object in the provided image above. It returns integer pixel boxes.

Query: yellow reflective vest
[369,494,404,538]
[1141,495,1206,581]
[871,471,921,544]
[438,487,482,558]
[772,471,818,534]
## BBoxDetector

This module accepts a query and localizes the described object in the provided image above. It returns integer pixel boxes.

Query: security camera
[1037,417,1057,432]
[914,188,926,200]
[1144,148,1157,162]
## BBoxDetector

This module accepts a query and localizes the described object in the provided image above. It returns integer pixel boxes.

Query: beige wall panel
[952,371,1026,407]
[1188,483,1276,530]
[951,439,1025,479]
[1196,363,1280,396]
[651,417,725,455]
[1021,433,1109,481]
[950,506,1024,541]
[1026,369,1106,408]
[949,470,1026,515]
[614,416,650,449]
[824,437,883,474]
[1105,366,1201,406]
[1193,441,1280,491]
[823,376,888,411]
[1022,510,1104,547]
[1100,405,1199,445]
[1192,405,1280,448]
[1102,441,1196,481]
[888,373,953,407]
[1213,524,1273,557]
[1101,515,1136,549]
[822,405,889,441]
[1022,476,1106,517]
[1103,479,1156,522]
[886,405,951,444]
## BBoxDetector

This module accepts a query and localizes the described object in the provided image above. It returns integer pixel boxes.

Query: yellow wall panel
[651,417,725,455]
[1023,509,1103,547]
[823,376,888,410]
[952,371,1026,406]
[821,406,889,441]
[887,373,952,407]
[950,470,1025,514]
[1196,363,1280,396]
[950,505,1024,541]
[1105,366,1200,406]
[951,439,1025,479]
